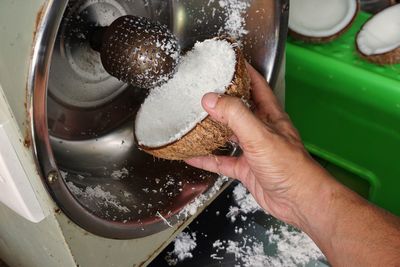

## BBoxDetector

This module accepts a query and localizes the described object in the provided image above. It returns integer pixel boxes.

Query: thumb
[202,93,270,148]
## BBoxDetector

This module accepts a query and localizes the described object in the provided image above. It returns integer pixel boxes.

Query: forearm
[293,165,400,266]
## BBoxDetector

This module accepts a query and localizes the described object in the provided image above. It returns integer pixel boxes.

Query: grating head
[100,15,180,89]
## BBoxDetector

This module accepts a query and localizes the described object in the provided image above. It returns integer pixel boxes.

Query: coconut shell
[356,5,400,65]
[289,0,359,44]
[356,45,400,65]
[139,43,251,160]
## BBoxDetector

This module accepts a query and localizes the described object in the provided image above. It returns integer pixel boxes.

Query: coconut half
[135,38,250,160]
[356,4,400,65]
[289,0,359,43]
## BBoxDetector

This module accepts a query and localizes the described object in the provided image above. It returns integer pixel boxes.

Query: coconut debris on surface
[66,182,130,213]
[166,232,198,266]
[165,183,326,267]
[178,176,229,218]
[61,169,132,214]
[217,0,250,39]
[185,0,250,41]
[111,167,129,180]
[209,224,325,267]
[267,225,324,266]
[212,237,269,267]
[227,183,262,222]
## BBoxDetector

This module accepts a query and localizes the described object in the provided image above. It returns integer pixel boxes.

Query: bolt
[47,171,58,184]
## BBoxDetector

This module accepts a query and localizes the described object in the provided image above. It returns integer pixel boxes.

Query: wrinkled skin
[186,63,324,225]
[186,63,400,266]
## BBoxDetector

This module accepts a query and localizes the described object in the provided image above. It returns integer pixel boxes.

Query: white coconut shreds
[111,167,129,180]
[167,225,325,267]
[66,182,131,213]
[178,176,229,218]
[135,39,236,147]
[227,183,262,222]
[166,183,326,266]
[218,0,250,39]
[267,225,325,266]
[211,225,324,267]
[166,232,197,266]
[212,238,269,267]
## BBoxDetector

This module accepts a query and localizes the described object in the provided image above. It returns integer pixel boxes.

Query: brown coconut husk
[139,41,251,160]
[356,45,400,65]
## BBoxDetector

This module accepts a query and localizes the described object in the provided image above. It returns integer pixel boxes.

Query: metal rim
[28,0,218,240]
[28,0,173,239]
[269,0,289,87]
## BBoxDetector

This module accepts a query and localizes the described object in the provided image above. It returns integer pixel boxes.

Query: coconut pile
[289,0,400,65]
[163,183,326,267]
[135,38,250,160]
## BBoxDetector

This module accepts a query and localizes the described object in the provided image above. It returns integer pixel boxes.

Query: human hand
[185,63,331,226]
[187,63,400,266]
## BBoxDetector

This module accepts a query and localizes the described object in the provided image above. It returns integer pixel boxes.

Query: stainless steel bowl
[30,0,288,239]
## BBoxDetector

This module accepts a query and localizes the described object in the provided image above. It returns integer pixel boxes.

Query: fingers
[246,62,271,96]
[202,93,271,148]
[185,155,240,179]
[246,63,301,142]
[273,117,302,144]
[246,62,285,123]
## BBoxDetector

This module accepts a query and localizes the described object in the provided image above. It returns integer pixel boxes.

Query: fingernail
[203,93,220,109]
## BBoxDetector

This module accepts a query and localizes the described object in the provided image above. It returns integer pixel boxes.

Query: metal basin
[31,0,288,239]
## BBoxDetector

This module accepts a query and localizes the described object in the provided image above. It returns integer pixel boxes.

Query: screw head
[47,171,58,184]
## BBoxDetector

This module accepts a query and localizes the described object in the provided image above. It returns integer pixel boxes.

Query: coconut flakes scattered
[227,183,262,222]
[66,182,131,213]
[178,176,229,218]
[166,224,325,266]
[212,238,269,267]
[111,167,129,180]
[59,170,69,179]
[135,39,236,147]
[166,232,197,266]
[232,183,261,213]
[165,183,326,266]
[210,225,324,267]
[218,0,250,39]
[267,225,324,266]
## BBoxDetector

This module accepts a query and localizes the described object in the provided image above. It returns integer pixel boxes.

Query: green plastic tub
[286,11,400,216]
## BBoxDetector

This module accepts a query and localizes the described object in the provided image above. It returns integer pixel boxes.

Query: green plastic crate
[286,11,400,216]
